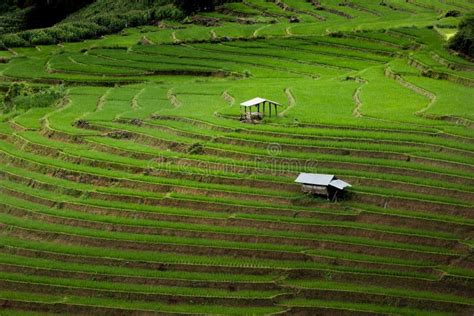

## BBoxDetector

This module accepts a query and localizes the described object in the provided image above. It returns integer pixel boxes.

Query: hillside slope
[0,0,182,48]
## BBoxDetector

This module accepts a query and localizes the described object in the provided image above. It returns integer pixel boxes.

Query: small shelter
[295,173,351,201]
[240,97,281,121]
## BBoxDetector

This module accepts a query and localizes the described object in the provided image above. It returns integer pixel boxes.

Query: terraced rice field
[0,0,473,314]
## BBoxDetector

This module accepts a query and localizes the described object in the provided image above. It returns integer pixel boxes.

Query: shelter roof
[240,97,281,107]
[295,173,351,190]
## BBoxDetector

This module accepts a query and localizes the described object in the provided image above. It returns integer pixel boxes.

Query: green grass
[0,290,285,314]
[0,253,278,282]
[282,298,452,316]
[0,271,282,298]
[283,279,473,304]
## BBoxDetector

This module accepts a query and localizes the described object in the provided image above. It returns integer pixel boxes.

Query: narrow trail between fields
[131,87,145,110]
[67,56,83,65]
[7,48,18,56]
[342,2,381,16]
[45,59,53,73]
[167,88,181,108]
[95,88,112,113]
[171,31,180,43]
[350,76,440,129]
[352,81,365,118]
[278,88,295,117]
[43,96,72,130]
[186,43,321,79]
[210,30,217,40]
[253,25,269,38]
[384,67,437,116]
[274,0,326,21]
[222,90,235,106]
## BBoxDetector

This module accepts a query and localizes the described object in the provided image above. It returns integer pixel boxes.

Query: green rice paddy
[0,0,473,314]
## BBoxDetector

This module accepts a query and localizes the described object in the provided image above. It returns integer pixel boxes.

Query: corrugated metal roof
[329,179,351,190]
[240,97,281,107]
[295,173,335,186]
[295,173,351,190]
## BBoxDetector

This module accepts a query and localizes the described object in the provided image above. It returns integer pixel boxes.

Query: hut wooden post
[240,98,281,121]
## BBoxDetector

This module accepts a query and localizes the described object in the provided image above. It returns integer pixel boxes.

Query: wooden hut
[240,97,281,121]
[295,173,351,201]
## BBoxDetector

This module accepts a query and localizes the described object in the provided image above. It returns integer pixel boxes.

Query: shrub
[0,33,28,47]
[29,29,55,45]
[175,0,241,15]
[187,142,204,154]
[2,81,32,113]
[2,82,65,113]
[93,14,127,32]
[328,31,344,38]
[0,2,190,48]
[154,5,184,20]
[445,10,461,18]
[449,15,474,58]
[13,87,64,110]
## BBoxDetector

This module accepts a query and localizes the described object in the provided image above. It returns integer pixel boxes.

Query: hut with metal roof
[295,173,351,201]
[240,97,281,121]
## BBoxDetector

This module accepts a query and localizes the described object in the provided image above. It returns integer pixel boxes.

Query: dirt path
[131,87,145,111]
[67,56,81,65]
[352,82,364,118]
[140,36,154,45]
[340,2,381,16]
[167,88,181,108]
[384,66,437,116]
[222,90,235,106]
[278,88,295,117]
[387,68,472,127]
[95,88,112,113]
[307,0,353,19]
[351,75,437,129]
[7,48,18,56]
[45,59,53,73]
[253,25,269,38]
[274,0,325,21]
[42,95,72,131]
[171,31,180,43]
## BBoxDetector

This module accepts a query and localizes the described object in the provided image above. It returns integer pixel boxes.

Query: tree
[2,81,32,113]
[175,0,215,14]
[11,0,94,28]
[449,15,474,58]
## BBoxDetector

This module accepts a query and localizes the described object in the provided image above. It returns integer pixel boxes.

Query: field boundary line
[171,31,180,43]
[167,88,181,108]
[131,87,145,111]
[279,88,295,117]
[253,25,270,38]
[222,90,235,106]
[352,78,366,118]
[384,66,437,115]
